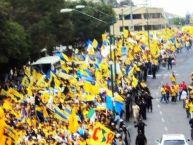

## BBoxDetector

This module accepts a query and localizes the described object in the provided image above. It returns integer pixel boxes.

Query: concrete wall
[112,7,168,36]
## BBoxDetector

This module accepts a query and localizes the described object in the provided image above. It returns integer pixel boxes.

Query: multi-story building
[190,16,193,25]
[112,6,168,36]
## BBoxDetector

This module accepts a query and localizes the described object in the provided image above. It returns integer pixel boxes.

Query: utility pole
[145,0,151,50]
[130,5,133,31]
[121,8,124,32]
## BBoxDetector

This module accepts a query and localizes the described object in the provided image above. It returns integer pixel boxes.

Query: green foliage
[0,0,116,76]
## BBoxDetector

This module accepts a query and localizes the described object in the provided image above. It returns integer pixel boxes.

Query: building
[190,16,193,25]
[112,6,168,36]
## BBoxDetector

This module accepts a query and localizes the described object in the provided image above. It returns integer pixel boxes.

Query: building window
[134,26,142,31]
[120,26,129,32]
[133,14,142,19]
[119,14,124,20]
[125,14,142,20]
[144,13,162,19]
[144,25,162,30]
[144,25,152,30]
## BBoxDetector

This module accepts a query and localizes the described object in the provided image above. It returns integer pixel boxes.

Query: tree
[0,0,116,80]
[0,1,29,79]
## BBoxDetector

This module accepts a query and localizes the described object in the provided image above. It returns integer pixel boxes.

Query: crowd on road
[0,26,193,145]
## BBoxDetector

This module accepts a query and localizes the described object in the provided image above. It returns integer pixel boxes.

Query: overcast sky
[131,0,193,17]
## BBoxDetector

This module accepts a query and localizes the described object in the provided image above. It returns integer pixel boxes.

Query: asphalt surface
[128,48,193,145]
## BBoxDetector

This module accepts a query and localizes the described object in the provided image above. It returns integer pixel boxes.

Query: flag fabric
[121,46,127,56]
[62,53,70,61]
[132,75,138,88]
[89,122,114,145]
[68,109,79,133]
[106,95,113,111]
[102,34,107,41]
[51,105,71,122]
[6,88,24,102]
[123,29,129,38]
[87,108,95,120]
[114,101,123,115]
[114,93,124,102]
[92,39,98,49]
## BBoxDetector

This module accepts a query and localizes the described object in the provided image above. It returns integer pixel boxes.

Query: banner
[89,122,114,145]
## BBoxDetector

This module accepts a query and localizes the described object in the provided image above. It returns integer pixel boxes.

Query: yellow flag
[102,33,107,41]
[92,39,98,49]
[114,93,124,102]
[68,108,79,133]
[23,66,31,77]
[123,29,129,38]
[62,53,70,61]
[89,122,114,145]
[21,76,30,87]
[132,76,138,88]
[7,88,24,102]
[49,72,61,88]
[0,89,7,96]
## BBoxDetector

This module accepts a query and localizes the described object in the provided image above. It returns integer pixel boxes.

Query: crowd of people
[0,26,193,145]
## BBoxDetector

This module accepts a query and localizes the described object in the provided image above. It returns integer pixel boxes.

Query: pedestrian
[185,97,190,118]
[160,85,167,103]
[135,130,147,145]
[165,83,171,102]
[151,63,157,79]
[170,72,176,84]
[170,85,177,102]
[134,118,147,135]
[132,104,140,123]
[167,55,173,70]
[125,94,132,121]
[122,125,131,145]
[174,83,179,101]
[181,90,188,107]
[188,100,193,118]
[142,63,148,82]
[145,93,153,112]
[139,98,147,120]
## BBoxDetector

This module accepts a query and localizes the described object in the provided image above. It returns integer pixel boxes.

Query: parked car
[156,134,189,145]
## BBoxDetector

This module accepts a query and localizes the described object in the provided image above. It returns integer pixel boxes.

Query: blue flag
[106,96,113,110]
[121,46,127,56]
[114,101,123,115]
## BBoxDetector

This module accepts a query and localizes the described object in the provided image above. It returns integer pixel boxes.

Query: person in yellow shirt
[170,72,176,84]
[188,100,193,118]
[174,83,179,101]
[185,97,190,118]
[170,85,177,102]
[160,85,167,103]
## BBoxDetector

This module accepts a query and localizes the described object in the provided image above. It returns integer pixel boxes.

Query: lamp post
[144,0,151,50]
[75,5,117,89]
[60,7,115,97]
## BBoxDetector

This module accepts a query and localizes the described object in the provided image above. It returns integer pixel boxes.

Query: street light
[60,6,115,97]
[74,4,118,91]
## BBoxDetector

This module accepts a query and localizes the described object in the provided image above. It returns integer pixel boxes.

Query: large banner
[89,122,114,145]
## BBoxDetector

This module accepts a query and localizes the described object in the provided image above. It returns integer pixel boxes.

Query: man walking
[167,55,173,70]
[135,130,147,145]
[134,118,147,135]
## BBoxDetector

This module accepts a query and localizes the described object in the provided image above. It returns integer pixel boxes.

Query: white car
[156,134,190,145]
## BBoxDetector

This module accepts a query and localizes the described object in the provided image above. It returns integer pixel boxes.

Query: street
[129,49,193,145]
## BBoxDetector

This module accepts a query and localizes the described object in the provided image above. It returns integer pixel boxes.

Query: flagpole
[60,7,115,98]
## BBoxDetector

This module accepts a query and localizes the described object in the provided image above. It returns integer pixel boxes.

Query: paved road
[128,49,193,145]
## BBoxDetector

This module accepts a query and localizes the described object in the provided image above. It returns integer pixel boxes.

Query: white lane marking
[161,118,165,123]
[159,111,162,115]
[156,99,159,102]
[157,104,160,108]
[164,127,168,131]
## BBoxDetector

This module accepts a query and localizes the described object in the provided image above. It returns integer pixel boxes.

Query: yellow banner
[89,122,114,145]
